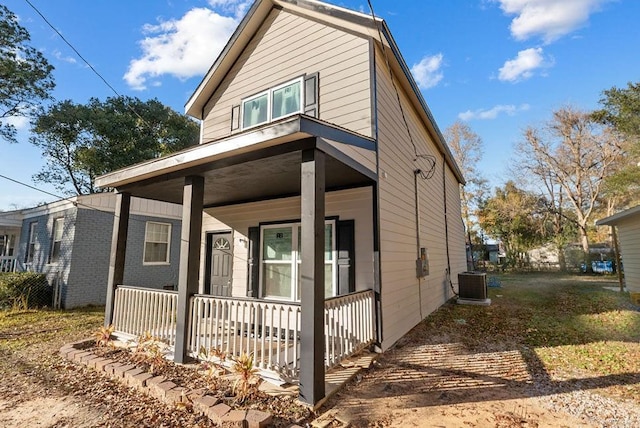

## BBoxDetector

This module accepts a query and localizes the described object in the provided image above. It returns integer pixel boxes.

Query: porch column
[299,148,326,406]
[175,175,204,364]
[105,192,131,327]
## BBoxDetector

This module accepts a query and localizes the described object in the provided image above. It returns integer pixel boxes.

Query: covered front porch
[96,115,381,405]
[111,286,374,382]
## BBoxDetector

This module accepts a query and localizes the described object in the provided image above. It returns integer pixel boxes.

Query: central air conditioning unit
[458,272,488,300]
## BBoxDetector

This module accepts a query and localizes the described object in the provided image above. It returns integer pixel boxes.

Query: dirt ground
[319,343,596,427]
[1,274,639,427]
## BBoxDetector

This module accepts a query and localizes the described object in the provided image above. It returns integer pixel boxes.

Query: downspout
[414,169,423,319]
[442,156,456,297]
[370,39,383,350]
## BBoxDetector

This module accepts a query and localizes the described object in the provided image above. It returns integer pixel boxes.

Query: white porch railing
[324,290,375,369]
[112,286,375,381]
[0,256,16,273]
[188,296,301,379]
[112,286,178,346]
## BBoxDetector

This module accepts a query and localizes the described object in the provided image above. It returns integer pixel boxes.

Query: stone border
[59,340,273,427]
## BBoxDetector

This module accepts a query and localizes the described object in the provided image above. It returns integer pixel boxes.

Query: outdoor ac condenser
[458,272,488,300]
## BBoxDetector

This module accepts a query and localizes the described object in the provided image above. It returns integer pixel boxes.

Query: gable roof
[184,0,465,184]
[596,205,640,226]
[0,193,183,222]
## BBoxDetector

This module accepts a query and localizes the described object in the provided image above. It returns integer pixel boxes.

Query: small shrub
[198,346,227,378]
[94,324,115,347]
[130,331,170,375]
[0,272,51,309]
[231,352,260,403]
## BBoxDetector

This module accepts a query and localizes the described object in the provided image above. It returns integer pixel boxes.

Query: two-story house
[96,0,467,405]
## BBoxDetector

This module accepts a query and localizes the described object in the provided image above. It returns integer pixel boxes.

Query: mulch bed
[90,343,312,426]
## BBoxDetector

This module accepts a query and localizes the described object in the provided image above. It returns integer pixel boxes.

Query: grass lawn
[0,306,104,352]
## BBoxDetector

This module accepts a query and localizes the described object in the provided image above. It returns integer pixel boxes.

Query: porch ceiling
[97,115,377,207]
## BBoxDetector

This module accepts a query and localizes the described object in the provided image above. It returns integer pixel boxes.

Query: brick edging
[59,340,273,427]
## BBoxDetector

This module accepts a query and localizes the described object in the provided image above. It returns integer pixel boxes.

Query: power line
[0,173,67,202]
[367,0,436,180]
[0,174,182,236]
[23,0,153,129]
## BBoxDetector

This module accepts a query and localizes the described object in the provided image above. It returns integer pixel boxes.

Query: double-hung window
[143,222,171,264]
[241,77,303,130]
[260,220,336,301]
[25,222,37,264]
[49,217,64,263]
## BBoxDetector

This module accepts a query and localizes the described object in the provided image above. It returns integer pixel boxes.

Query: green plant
[0,272,51,310]
[131,331,169,375]
[94,324,115,347]
[231,352,260,403]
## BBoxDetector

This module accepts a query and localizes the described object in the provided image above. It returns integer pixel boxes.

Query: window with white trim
[143,222,171,264]
[260,220,336,301]
[25,222,37,264]
[241,77,303,130]
[49,217,64,263]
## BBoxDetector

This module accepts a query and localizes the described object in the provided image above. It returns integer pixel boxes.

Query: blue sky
[2,0,639,210]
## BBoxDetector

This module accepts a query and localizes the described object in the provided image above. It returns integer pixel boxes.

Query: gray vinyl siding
[65,208,182,308]
[200,187,375,298]
[616,216,640,293]
[16,209,77,306]
[202,8,372,141]
[374,47,466,350]
[65,208,112,308]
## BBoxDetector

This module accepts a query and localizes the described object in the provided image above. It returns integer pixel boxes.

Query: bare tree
[520,106,624,267]
[444,121,488,267]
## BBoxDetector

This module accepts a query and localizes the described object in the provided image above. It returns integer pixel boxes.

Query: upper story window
[144,221,171,265]
[49,217,64,263]
[241,77,303,130]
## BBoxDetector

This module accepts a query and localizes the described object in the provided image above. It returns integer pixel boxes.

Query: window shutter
[231,105,240,131]
[304,73,319,118]
[336,220,355,295]
[247,227,260,297]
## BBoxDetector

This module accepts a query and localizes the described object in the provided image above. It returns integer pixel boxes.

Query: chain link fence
[0,271,55,310]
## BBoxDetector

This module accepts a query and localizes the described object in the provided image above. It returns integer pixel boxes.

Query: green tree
[30,96,199,195]
[0,4,55,143]
[478,181,547,267]
[444,121,488,267]
[592,82,640,203]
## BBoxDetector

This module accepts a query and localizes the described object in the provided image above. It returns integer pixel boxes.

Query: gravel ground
[533,381,640,427]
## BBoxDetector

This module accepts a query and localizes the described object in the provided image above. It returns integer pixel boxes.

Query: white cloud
[52,49,77,64]
[458,103,530,121]
[498,47,549,82]
[0,115,30,131]
[495,0,610,43]
[206,0,251,17]
[410,53,444,90]
[124,4,248,90]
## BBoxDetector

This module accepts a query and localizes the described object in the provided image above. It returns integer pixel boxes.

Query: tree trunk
[579,224,591,273]
[557,244,567,272]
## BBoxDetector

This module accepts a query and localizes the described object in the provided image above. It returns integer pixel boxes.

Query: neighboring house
[0,193,182,308]
[527,243,560,270]
[0,211,21,272]
[597,205,640,302]
[96,0,467,405]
